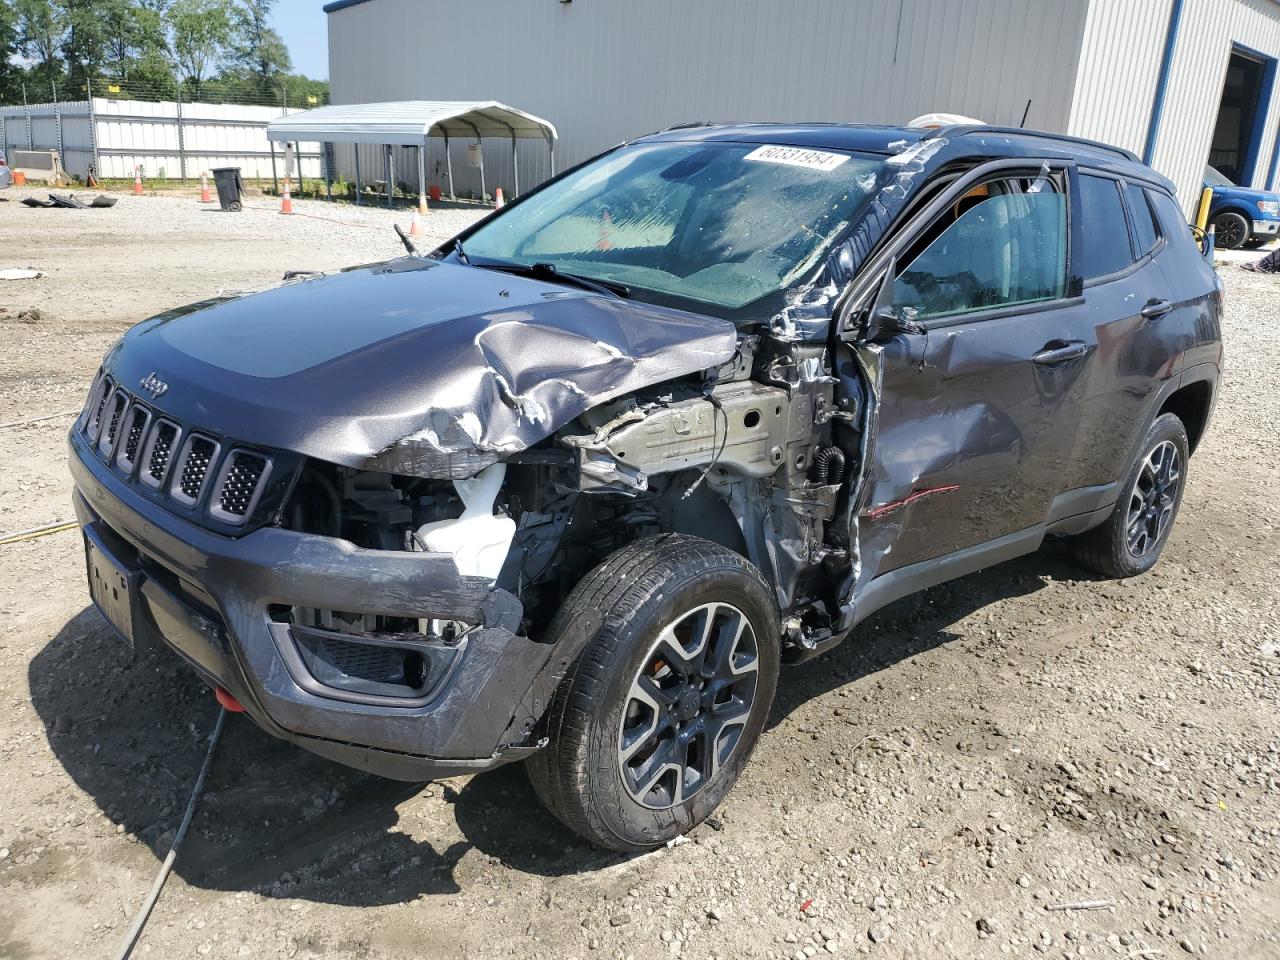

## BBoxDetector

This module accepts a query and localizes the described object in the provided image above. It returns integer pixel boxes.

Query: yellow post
[1195,186,1214,232]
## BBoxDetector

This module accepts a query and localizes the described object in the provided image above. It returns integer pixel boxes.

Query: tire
[1212,211,1250,250]
[526,534,780,852]
[1070,413,1189,579]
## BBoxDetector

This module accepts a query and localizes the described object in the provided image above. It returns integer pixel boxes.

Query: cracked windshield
[461,141,885,310]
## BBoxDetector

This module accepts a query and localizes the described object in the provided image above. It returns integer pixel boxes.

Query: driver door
[852,165,1098,587]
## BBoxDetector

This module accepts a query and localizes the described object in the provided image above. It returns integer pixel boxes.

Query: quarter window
[1124,182,1160,256]
[1076,174,1133,279]
[893,177,1067,321]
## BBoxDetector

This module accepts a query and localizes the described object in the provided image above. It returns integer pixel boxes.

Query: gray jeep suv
[69,123,1221,850]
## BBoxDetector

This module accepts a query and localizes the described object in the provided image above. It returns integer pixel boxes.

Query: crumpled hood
[101,258,738,478]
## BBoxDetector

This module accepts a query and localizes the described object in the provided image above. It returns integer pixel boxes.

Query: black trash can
[211,167,244,211]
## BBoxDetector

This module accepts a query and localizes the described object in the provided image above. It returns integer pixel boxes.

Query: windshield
[1204,165,1234,187]
[460,141,885,313]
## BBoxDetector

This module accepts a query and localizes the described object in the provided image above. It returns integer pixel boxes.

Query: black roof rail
[661,120,721,132]
[921,125,1140,163]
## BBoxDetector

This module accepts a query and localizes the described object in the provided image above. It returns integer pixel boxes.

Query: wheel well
[1158,380,1212,454]
[1213,206,1253,222]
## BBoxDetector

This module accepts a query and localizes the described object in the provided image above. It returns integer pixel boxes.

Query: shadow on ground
[29,545,1090,903]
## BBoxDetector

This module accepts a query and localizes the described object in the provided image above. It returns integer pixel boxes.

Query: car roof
[638,122,1169,190]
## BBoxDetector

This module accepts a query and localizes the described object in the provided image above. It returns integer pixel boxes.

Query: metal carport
[265,100,558,209]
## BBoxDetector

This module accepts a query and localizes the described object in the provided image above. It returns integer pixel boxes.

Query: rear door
[851,162,1099,581]
[1060,174,1181,500]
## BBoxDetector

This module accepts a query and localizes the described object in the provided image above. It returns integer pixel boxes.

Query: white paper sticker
[743,144,849,172]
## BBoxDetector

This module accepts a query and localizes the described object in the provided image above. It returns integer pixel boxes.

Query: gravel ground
[1,187,1277,960]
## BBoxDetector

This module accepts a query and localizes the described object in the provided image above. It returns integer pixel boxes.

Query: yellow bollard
[1195,186,1214,232]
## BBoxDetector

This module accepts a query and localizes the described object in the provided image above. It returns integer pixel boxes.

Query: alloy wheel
[1125,440,1181,558]
[617,602,759,809]
[1215,214,1247,249]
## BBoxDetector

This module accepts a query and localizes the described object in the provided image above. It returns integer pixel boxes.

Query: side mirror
[866,305,926,342]
[861,257,925,341]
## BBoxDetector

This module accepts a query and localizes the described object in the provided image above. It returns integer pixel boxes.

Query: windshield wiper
[475,259,630,298]
[441,235,470,264]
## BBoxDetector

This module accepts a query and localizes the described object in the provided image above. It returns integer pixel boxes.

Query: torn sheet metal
[97,258,738,479]
[769,138,950,344]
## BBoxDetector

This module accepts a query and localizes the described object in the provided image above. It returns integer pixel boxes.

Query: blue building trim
[323,0,373,12]
[1230,43,1279,188]
[1269,119,1280,191]
[1144,0,1187,166]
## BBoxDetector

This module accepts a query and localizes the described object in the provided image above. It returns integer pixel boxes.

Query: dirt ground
[1,185,1278,960]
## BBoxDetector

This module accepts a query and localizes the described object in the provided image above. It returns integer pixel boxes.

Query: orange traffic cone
[199,171,212,203]
[408,209,424,238]
[596,210,614,251]
[132,167,144,195]
[493,187,505,209]
[280,178,293,215]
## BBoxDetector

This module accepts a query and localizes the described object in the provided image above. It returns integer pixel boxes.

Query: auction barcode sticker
[743,144,849,171]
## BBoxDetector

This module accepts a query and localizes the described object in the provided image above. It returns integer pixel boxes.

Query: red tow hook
[215,686,246,713]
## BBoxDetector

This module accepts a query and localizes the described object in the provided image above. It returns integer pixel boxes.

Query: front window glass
[893,177,1067,320]
[461,142,885,311]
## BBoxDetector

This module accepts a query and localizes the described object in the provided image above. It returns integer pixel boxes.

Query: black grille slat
[116,405,151,471]
[146,421,179,484]
[98,391,129,454]
[178,436,217,501]
[83,374,112,441]
[217,452,268,517]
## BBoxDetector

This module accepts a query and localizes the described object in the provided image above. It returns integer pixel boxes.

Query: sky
[272,0,331,80]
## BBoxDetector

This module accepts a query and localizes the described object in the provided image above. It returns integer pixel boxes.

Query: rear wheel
[1212,211,1250,250]
[526,535,779,851]
[1070,413,1189,578]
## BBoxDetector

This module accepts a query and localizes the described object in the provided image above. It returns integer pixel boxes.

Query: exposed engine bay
[279,331,870,662]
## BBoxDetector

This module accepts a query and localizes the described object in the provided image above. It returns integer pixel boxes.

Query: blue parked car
[1205,164,1280,249]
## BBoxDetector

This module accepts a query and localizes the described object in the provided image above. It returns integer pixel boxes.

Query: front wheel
[526,535,780,851]
[1069,413,1189,578]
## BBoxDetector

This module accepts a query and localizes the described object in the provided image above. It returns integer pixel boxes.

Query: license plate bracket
[84,527,143,649]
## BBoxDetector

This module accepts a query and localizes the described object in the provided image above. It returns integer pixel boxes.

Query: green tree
[0,0,22,102]
[98,0,171,84]
[232,0,290,99]
[170,0,234,97]
[63,0,111,91]
[14,0,67,99]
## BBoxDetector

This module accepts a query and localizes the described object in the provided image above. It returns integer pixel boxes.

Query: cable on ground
[0,520,79,545]
[115,706,227,960]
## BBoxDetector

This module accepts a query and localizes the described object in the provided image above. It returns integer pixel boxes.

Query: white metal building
[325,0,1280,212]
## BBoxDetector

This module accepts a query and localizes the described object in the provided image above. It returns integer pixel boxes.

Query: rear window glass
[1125,182,1160,256]
[1076,174,1133,279]
[1147,189,1192,245]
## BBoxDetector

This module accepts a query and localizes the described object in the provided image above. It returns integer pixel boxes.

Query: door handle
[1140,298,1174,320]
[1032,340,1089,365]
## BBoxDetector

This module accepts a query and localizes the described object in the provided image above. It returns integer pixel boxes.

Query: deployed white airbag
[416,462,516,581]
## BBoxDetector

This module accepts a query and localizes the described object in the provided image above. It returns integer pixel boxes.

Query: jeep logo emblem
[139,372,168,399]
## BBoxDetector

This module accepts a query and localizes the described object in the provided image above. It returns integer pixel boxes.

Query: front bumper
[69,432,553,781]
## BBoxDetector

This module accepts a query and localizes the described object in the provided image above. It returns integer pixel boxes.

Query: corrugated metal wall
[0,98,323,180]
[1069,0,1280,210]
[1067,0,1173,153]
[327,0,1092,198]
